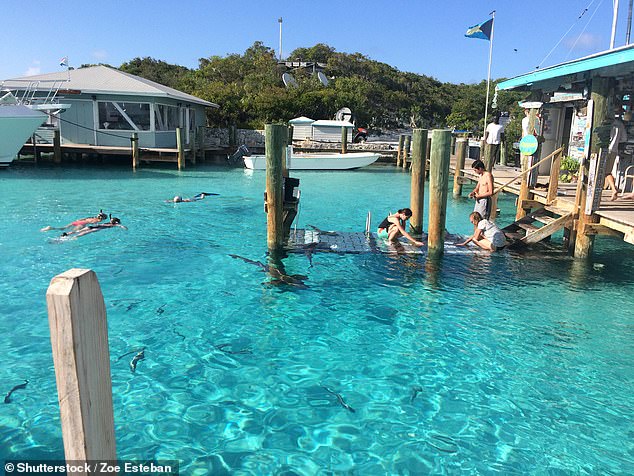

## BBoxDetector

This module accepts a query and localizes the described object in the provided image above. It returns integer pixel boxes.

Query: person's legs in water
[387,224,403,242]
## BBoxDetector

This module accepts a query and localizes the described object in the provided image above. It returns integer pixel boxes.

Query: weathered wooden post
[425,137,432,179]
[402,135,411,169]
[197,125,205,162]
[427,129,452,258]
[409,129,428,235]
[46,269,117,463]
[176,127,184,170]
[32,134,38,164]
[131,132,139,170]
[396,135,405,166]
[53,129,62,164]
[341,126,348,154]
[453,138,467,197]
[546,148,563,203]
[575,77,611,258]
[265,124,287,251]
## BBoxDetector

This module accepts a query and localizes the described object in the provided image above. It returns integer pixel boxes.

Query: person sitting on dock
[61,216,127,239]
[456,212,506,251]
[469,160,494,219]
[168,192,219,203]
[41,210,108,232]
[377,208,424,247]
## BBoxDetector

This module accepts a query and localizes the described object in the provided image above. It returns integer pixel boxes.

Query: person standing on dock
[377,208,424,247]
[484,114,504,167]
[605,107,627,200]
[469,160,494,219]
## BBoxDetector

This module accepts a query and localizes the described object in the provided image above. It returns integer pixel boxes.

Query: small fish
[322,385,356,413]
[4,380,29,404]
[130,349,145,373]
[215,343,252,355]
[156,304,166,315]
[307,224,338,236]
[410,385,423,403]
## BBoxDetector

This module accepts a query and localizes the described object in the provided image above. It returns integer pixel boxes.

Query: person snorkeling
[167,192,219,203]
[377,208,424,247]
[61,215,127,239]
[41,210,108,232]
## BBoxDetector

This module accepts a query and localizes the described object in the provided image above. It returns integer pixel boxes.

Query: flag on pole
[465,18,493,40]
[59,56,69,67]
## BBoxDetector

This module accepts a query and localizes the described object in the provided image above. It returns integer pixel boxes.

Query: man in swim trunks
[376,208,424,247]
[469,160,494,219]
[41,210,107,232]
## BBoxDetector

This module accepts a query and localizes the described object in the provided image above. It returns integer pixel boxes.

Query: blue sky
[2,0,628,84]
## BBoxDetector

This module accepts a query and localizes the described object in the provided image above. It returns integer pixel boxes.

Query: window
[98,101,150,130]
[155,104,180,131]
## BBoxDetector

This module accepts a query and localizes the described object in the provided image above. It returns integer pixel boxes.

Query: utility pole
[627,0,633,44]
[611,0,620,49]
[278,18,283,61]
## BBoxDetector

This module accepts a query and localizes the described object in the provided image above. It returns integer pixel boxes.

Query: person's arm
[117,225,128,230]
[457,225,484,246]
[475,173,493,199]
[392,219,424,246]
[469,181,480,198]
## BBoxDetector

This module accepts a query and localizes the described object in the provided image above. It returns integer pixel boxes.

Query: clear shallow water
[1,164,633,474]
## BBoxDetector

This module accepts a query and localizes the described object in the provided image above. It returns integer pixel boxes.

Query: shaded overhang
[497,44,634,93]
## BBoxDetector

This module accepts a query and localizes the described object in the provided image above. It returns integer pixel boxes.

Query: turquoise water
[1,164,634,474]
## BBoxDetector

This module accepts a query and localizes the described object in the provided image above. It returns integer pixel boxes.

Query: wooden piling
[190,131,197,165]
[427,129,452,258]
[402,135,411,169]
[265,124,288,251]
[53,129,62,164]
[575,77,612,258]
[176,127,184,170]
[546,148,563,202]
[32,134,38,164]
[197,126,205,162]
[453,138,467,197]
[396,135,405,166]
[341,126,348,154]
[131,132,139,170]
[46,269,117,462]
[425,137,432,179]
[409,129,428,235]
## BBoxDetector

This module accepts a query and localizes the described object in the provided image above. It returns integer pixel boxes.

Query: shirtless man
[469,160,494,219]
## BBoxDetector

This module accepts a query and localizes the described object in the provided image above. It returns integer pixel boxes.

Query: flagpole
[483,11,495,133]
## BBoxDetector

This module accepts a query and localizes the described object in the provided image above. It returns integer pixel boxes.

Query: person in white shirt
[484,114,504,166]
[606,109,627,200]
[456,212,507,251]
[521,109,539,137]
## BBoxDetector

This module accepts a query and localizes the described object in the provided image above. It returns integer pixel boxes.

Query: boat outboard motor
[227,144,250,166]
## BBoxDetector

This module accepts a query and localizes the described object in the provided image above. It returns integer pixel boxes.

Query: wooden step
[534,215,556,225]
[517,222,540,231]
[523,212,573,244]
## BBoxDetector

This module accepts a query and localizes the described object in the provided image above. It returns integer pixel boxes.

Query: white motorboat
[244,147,381,170]
[0,92,47,167]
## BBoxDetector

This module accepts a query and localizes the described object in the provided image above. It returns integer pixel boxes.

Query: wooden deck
[454,157,634,245]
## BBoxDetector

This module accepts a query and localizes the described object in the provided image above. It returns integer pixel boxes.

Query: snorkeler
[41,210,108,232]
[167,192,219,203]
[61,216,127,239]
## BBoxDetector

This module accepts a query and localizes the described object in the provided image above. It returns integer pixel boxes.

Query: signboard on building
[585,149,608,215]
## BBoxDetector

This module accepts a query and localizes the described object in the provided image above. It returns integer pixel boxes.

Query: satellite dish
[282,72,298,88]
[335,107,352,122]
[317,71,329,87]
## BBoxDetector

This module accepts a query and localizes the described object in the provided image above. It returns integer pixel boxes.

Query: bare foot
[611,191,619,201]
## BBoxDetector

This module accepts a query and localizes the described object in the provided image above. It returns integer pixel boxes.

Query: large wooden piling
[131,132,139,170]
[409,129,428,235]
[427,129,452,258]
[46,268,116,462]
[425,137,432,179]
[176,127,185,170]
[265,124,288,251]
[396,135,405,166]
[53,129,62,164]
[402,135,411,169]
[453,138,467,197]
[575,77,612,258]
[341,126,348,154]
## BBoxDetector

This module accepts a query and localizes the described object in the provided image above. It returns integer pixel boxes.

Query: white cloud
[565,33,603,51]
[92,49,108,61]
[24,61,41,76]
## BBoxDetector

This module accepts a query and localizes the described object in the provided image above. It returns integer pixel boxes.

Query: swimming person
[456,212,507,251]
[469,160,494,219]
[168,192,219,203]
[61,216,127,239]
[41,210,108,232]
[377,208,424,247]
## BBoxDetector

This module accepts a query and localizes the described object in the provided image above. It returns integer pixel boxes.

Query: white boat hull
[244,151,381,170]
[0,105,47,167]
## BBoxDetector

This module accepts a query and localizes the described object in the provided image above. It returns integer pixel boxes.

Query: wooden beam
[53,129,62,164]
[402,135,411,169]
[46,269,116,462]
[176,127,184,170]
[409,129,428,235]
[396,135,404,167]
[584,223,624,238]
[427,129,451,258]
[265,124,287,251]
[453,139,467,197]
